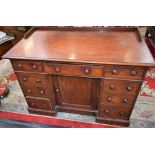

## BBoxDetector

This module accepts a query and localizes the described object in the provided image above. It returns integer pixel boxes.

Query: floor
[0,59,155,128]
[0,118,60,128]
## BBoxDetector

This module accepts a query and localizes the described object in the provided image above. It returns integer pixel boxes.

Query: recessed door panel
[58,76,93,108]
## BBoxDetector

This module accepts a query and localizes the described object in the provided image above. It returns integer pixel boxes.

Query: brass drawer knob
[119,111,124,116]
[105,109,110,114]
[107,97,112,102]
[109,84,115,89]
[84,68,90,74]
[36,79,41,83]
[127,86,132,91]
[32,65,37,69]
[123,99,128,103]
[112,69,118,74]
[131,70,137,76]
[18,64,23,68]
[55,66,60,72]
[40,90,44,94]
[27,89,31,93]
[23,77,27,81]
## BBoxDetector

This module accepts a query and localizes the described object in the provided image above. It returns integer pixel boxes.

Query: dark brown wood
[26,97,52,111]
[11,60,43,72]
[103,79,142,94]
[101,92,136,107]
[105,65,146,80]
[0,41,12,59]
[2,27,155,127]
[44,63,104,77]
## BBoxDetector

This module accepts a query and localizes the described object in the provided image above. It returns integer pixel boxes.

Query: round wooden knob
[56,88,59,93]
[40,90,44,94]
[109,84,115,89]
[84,68,90,74]
[105,109,110,114]
[23,77,27,81]
[131,70,137,76]
[31,102,34,106]
[27,89,31,93]
[55,67,60,72]
[107,97,112,102]
[119,111,124,116]
[18,64,22,68]
[32,65,37,69]
[123,99,128,103]
[127,86,132,91]
[112,69,118,74]
[36,79,41,83]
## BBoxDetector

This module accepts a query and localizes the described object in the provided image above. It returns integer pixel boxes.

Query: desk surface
[3,28,155,66]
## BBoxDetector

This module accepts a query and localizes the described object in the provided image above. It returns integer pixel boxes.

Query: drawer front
[12,60,43,72]
[105,65,145,80]
[44,63,103,77]
[104,79,142,94]
[23,86,49,98]
[16,73,47,86]
[26,97,52,111]
[98,104,131,120]
[102,92,136,107]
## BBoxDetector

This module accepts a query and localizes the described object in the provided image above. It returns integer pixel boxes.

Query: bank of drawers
[16,72,52,111]
[12,60,145,121]
[98,78,144,121]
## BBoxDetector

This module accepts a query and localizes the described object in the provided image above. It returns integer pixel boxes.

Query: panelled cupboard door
[57,76,93,110]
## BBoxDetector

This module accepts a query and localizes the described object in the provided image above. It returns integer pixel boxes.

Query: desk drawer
[105,65,145,80]
[102,92,136,107]
[104,79,142,94]
[12,60,43,72]
[44,63,103,77]
[16,72,47,86]
[26,97,52,111]
[98,104,131,120]
[23,86,49,98]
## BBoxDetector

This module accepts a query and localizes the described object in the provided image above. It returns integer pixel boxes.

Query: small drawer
[23,86,49,98]
[105,65,145,80]
[104,79,142,94]
[44,63,103,77]
[98,104,131,120]
[16,72,47,86]
[11,60,43,72]
[102,92,136,107]
[26,97,52,111]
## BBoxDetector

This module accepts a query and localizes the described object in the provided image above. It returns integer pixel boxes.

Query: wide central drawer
[44,63,104,77]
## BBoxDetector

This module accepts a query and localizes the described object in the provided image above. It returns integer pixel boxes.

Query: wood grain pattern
[3,28,155,67]
[3,27,155,127]
[103,79,142,94]
[44,63,104,77]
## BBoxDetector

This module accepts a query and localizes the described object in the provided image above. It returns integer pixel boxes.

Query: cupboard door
[57,76,93,110]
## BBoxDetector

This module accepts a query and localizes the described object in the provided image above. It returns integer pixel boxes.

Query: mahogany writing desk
[3,27,155,127]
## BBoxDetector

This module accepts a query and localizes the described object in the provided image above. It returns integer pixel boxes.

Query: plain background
[0,0,155,155]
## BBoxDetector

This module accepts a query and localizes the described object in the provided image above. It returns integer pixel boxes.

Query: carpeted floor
[0,118,60,128]
[0,59,155,127]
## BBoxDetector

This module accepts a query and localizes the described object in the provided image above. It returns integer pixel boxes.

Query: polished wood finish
[3,27,155,127]
[44,63,104,77]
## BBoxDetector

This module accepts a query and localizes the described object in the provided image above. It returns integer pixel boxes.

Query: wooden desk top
[3,27,155,66]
